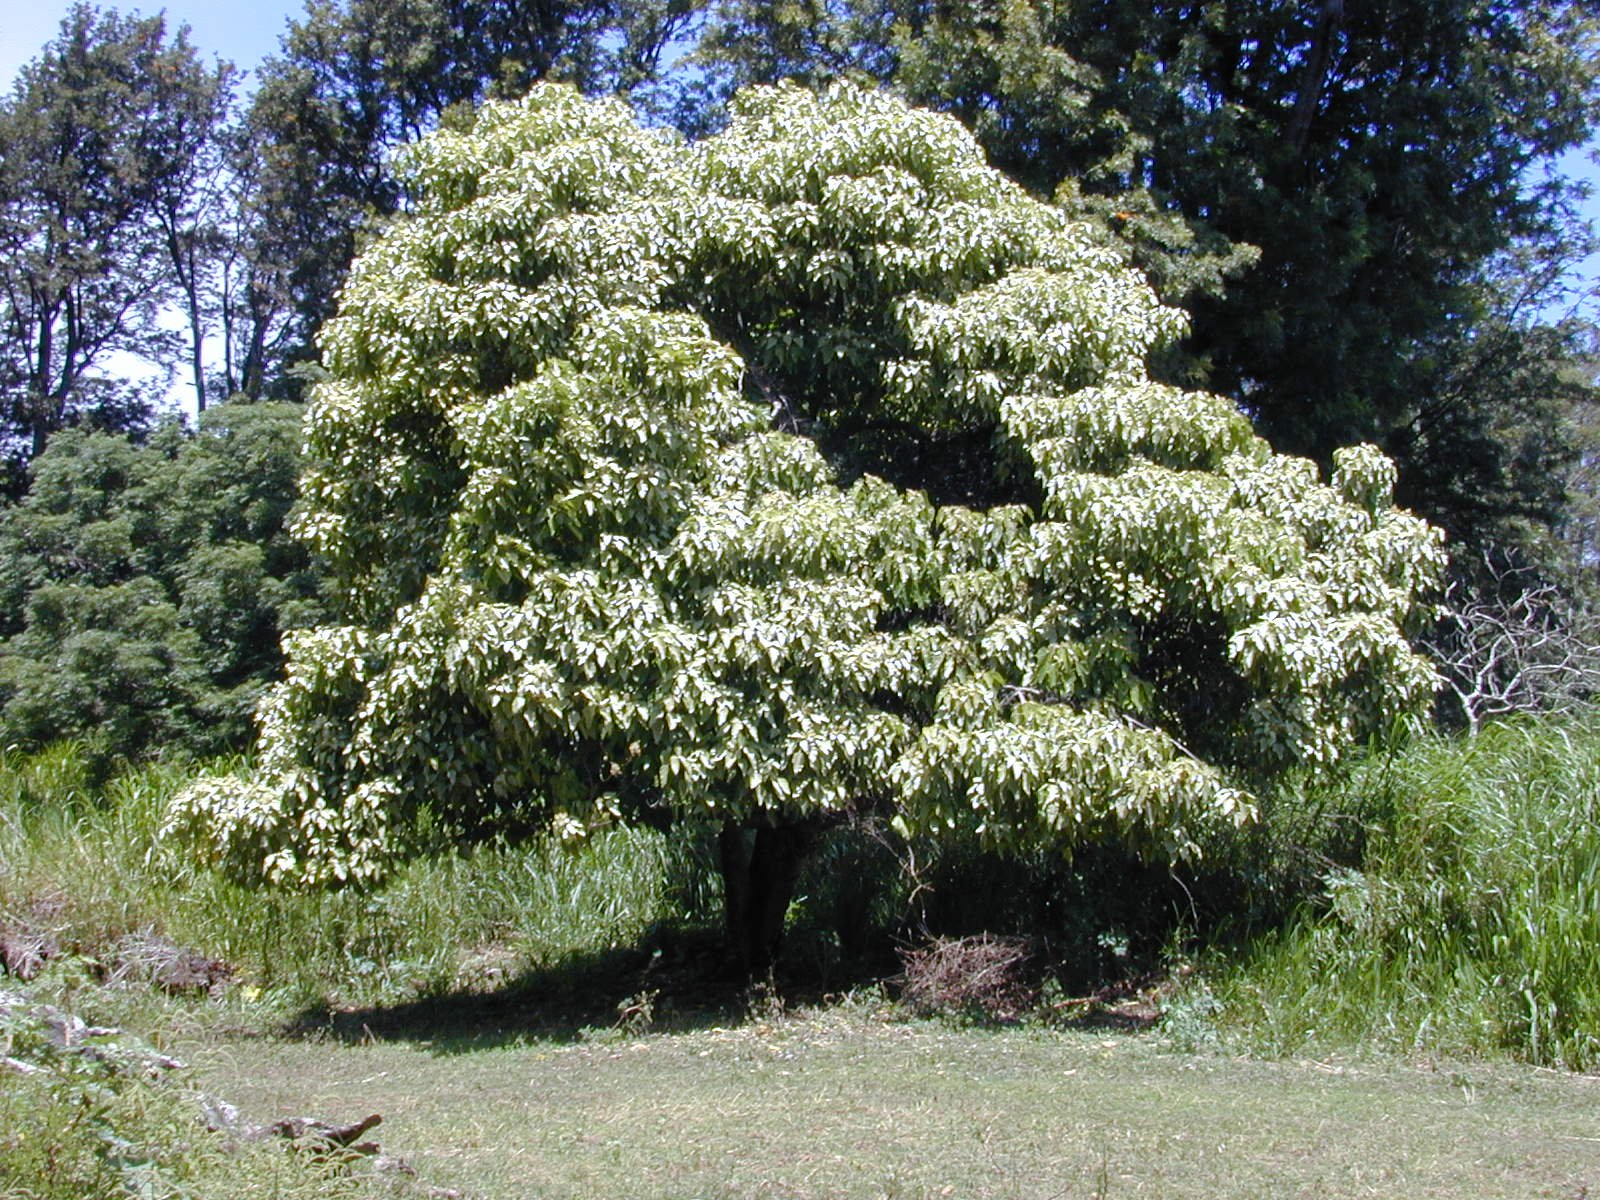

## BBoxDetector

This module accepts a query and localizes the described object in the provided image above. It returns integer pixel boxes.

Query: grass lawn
[175,1002,1600,1200]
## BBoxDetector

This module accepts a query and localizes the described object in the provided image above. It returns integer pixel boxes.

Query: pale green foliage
[170,83,1443,887]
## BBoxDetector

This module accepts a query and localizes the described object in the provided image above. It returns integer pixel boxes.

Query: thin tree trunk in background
[184,280,207,412]
[164,222,209,412]
[1287,0,1345,156]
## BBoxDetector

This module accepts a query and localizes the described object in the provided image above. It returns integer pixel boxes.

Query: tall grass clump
[0,745,716,1010]
[1199,714,1600,1069]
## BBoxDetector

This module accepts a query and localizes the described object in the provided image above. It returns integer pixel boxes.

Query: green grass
[0,745,716,1014]
[0,985,405,1200]
[0,743,718,1198]
[1192,714,1600,1069]
[0,1059,405,1200]
[174,1003,1600,1200]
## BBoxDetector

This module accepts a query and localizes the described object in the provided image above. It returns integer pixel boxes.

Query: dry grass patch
[175,1003,1600,1200]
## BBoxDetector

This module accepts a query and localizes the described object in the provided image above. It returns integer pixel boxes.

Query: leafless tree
[1424,554,1600,733]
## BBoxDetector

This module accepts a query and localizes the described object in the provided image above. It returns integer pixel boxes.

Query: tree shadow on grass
[276,927,890,1054]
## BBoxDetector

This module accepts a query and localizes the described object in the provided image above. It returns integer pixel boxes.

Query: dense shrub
[0,401,324,762]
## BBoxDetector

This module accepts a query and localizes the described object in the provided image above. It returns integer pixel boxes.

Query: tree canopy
[171,84,1442,966]
[3,2,1594,577]
[242,0,703,389]
[0,401,323,762]
[0,5,234,477]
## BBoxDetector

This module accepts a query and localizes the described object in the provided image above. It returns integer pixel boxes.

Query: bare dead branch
[1423,551,1600,733]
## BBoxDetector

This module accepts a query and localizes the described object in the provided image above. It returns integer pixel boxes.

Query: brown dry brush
[896,934,1041,1022]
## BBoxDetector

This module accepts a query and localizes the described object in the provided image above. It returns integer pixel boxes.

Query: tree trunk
[718,822,753,969]
[718,820,817,978]
[166,223,209,412]
[1286,0,1345,157]
[186,292,207,413]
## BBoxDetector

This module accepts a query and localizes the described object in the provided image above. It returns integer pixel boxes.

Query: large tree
[172,85,1442,971]
[207,125,299,404]
[142,45,237,415]
[0,5,235,468]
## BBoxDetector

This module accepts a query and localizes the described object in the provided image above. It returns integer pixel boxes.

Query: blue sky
[0,1,303,95]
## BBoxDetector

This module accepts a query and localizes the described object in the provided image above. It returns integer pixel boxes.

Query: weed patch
[0,745,716,1016]
[1188,714,1600,1068]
